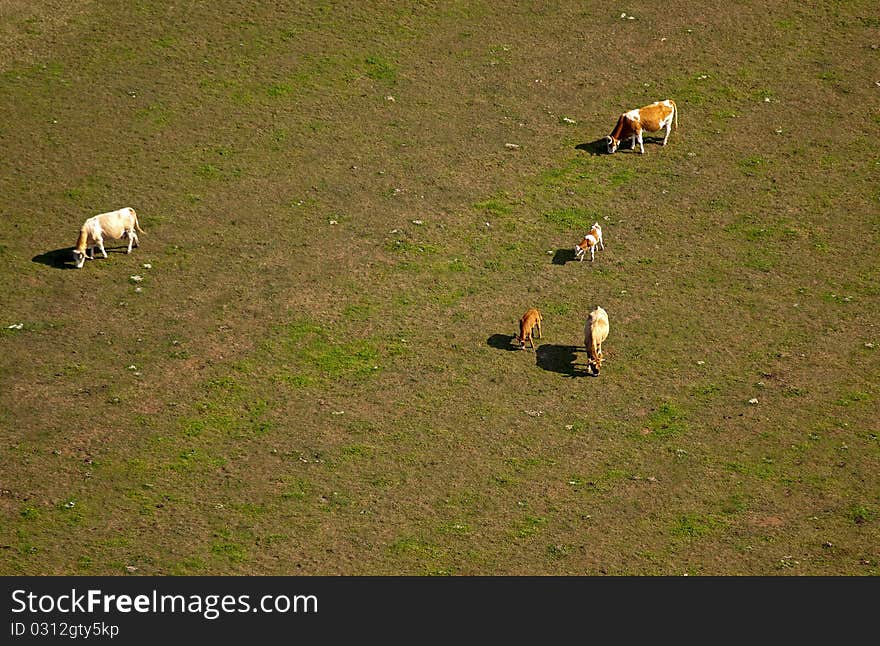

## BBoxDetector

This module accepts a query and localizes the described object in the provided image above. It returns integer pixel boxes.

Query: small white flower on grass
[142,263,152,269]
[562,117,576,124]
[7,323,23,329]
[331,410,345,415]
[865,342,875,349]
[385,95,395,102]
[64,500,76,509]
[127,365,137,370]
[504,143,520,150]
[329,220,338,225]
[748,398,759,405]
[130,275,143,282]
[526,410,543,417]
[134,287,142,293]
[125,565,138,573]
[412,219,423,225]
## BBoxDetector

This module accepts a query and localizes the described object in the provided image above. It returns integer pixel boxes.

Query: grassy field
[1,1,878,575]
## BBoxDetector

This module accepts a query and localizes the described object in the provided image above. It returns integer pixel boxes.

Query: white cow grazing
[72,207,143,268]
[574,223,605,262]
[583,306,610,375]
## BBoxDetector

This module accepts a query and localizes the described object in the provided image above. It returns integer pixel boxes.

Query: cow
[583,306,609,375]
[606,99,677,154]
[72,207,143,268]
[516,308,543,350]
[574,223,605,262]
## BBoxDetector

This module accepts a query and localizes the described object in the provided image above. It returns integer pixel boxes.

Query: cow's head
[72,249,86,269]
[605,135,620,154]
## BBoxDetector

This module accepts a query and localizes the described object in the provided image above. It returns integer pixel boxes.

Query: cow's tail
[74,225,88,252]
[671,99,678,130]
[131,208,145,233]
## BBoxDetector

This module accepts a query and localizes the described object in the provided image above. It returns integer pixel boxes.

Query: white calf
[584,306,610,375]
[73,207,143,269]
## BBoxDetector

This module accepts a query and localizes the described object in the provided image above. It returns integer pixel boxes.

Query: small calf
[584,306,610,375]
[72,207,144,269]
[516,308,543,350]
[574,223,605,262]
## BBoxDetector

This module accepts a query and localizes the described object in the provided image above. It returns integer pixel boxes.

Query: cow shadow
[487,333,520,352]
[535,344,587,377]
[32,247,77,270]
[575,138,608,155]
[552,248,577,265]
[577,136,670,155]
[32,245,133,269]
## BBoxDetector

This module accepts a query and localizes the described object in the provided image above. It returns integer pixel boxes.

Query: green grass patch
[515,515,547,539]
[364,55,398,83]
[644,402,687,438]
[670,513,722,539]
[473,196,514,217]
[543,207,600,232]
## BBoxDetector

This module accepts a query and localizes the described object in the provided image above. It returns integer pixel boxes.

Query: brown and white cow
[574,222,605,262]
[583,306,609,375]
[606,99,677,154]
[72,207,143,268]
[516,308,543,350]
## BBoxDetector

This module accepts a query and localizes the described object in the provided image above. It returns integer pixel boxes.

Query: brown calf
[516,308,543,350]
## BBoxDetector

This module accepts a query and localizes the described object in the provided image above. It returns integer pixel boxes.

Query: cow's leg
[638,131,645,154]
[662,119,672,146]
[97,237,107,258]
[536,321,542,340]
[126,228,139,253]
[630,134,637,150]
[86,246,94,260]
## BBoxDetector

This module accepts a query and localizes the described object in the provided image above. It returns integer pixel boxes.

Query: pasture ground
[1,1,878,575]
